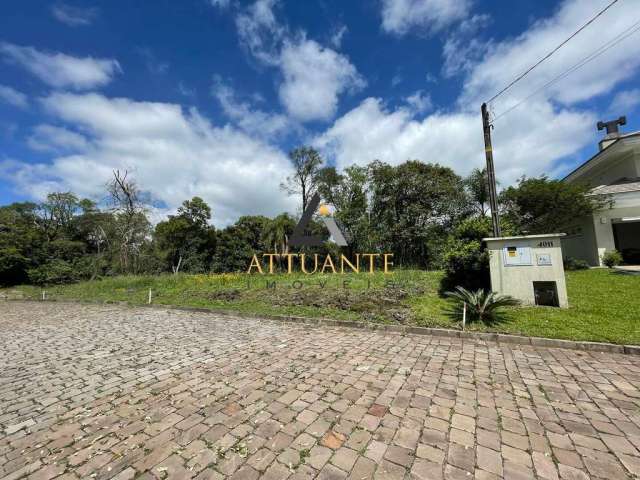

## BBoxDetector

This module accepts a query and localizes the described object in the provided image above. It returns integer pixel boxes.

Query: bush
[563,257,590,271]
[601,249,623,268]
[442,240,490,291]
[445,286,520,323]
[28,259,79,285]
[440,216,494,291]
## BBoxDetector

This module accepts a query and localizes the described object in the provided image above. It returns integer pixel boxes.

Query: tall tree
[500,176,612,234]
[38,192,81,242]
[464,168,490,216]
[261,214,295,256]
[280,147,323,212]
[154,197,215,274]
[316,165,370,251]
[107,170,150,273]
[369,160,468,268]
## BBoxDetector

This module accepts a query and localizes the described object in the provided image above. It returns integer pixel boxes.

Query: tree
[154,197,215,274]
[235,215,270,251]
[464,168,490,216]
[316,165,370,251]
[280,147,323,212]
[38,192,81,242]
[212,225,254,272]
[176,197,211,228]
[500,176,612,234]
[0,202,42,285]
[261,214,295,256]
[107,170,151,273]
[369,160,469,268]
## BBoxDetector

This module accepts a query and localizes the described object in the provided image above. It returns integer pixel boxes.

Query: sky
[1,0,640,226]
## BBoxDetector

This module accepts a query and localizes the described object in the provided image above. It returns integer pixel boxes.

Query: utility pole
[481,102,501,237]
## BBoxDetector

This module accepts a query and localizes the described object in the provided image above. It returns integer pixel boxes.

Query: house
[562,117,640,266]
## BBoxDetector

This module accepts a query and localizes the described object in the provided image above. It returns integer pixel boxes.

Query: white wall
[561,216,599,265]
[487,235,568,308]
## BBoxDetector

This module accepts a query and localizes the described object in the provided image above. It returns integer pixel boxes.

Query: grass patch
[4,268,639,345]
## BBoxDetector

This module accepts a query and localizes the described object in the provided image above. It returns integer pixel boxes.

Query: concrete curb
[5,297,639,355]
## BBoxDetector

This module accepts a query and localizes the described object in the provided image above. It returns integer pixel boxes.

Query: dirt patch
[256,283,424,324]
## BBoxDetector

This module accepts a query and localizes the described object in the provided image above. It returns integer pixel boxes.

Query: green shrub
[445,286,520,323]
[440,217,494,291]
[442,240,490,291]
[601,249,623,268]
[28,259,79,285]
[563,257,590,271]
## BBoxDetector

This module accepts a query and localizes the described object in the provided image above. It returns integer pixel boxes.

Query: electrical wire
[492,18,640,123]
[487,0,620,104]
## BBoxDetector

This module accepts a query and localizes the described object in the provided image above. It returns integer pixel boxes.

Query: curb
[5,297,639,356]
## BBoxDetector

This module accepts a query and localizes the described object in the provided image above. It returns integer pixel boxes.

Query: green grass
[4,268,640,345]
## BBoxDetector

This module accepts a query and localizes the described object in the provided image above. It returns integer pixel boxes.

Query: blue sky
[1,0,640,225]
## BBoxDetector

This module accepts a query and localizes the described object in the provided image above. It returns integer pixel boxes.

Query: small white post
[42,290,46,301]
[462,302,466,331]
[148,288,152,305]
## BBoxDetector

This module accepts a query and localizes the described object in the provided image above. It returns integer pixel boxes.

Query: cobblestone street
[1,302,640,479]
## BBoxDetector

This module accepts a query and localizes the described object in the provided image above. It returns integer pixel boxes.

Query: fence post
[462,302,466,331]
[148,288,152,305]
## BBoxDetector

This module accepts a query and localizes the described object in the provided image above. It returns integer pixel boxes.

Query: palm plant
[445,286,520,324]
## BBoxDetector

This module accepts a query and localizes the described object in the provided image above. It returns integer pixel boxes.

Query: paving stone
[308,445,332,470]
[532,451,559,480]
[348,456,376,479]
[375,459,406,480]
[330,447,358,472]
[1,302,640,480]
[477,445,503,476]
[384,445,413,468]
[318,463,348,480]
[410,458,442,479]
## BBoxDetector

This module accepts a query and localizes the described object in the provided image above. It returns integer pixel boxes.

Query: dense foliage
[0,151,607,287]
[500,176,611,234]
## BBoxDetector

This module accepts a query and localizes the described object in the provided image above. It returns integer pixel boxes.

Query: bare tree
[280,147,323,212]
[107,170,149,273]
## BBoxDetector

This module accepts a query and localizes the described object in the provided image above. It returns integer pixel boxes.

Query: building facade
[562,122,640,266]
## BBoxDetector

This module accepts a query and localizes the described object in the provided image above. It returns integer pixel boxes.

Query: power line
[492,18,640,122]
[487,0,620,104]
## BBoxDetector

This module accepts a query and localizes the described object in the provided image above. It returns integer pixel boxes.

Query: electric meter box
[482,233,568,308]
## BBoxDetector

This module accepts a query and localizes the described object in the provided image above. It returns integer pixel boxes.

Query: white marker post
[462,302,467,331]
[148,288,152,305]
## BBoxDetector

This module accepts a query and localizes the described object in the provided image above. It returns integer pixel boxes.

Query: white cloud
[235,0,285,66]
[608,89,640,116]
[405,90,432,113]
[441,14,491,78]
[380,0,472,35]
[0,84,28,108]
[0,43,121,91]
[51,3,99,27]
[459,0,640,110]
[279,39,365,122]
[2,93,296,226]
[330,25,348,48]
[317,0,640,186]
[212,76,291,138]
[314,97,594,185]
[233,0,364,123]
[27,124,90,152]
